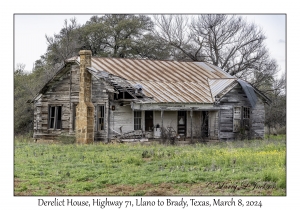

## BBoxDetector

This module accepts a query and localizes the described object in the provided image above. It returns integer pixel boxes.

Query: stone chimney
[76,50,94,144]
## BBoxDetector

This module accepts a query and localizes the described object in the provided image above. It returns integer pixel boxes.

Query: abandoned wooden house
[31,50,270,143]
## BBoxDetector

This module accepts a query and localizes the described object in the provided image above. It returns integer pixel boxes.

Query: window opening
[242,107,250,130]
[243,107,250,119]
[134,111,142,130]
[178,111,187,136]
[233,106,250,132]
[73,103,77,131]
[145,111,153,131]
[98,105,105,131]
[48,105,62,129]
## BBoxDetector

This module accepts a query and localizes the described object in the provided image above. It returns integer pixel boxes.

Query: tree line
[14,14,286,135]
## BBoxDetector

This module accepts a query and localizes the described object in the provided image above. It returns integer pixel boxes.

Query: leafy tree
[46,18,82,63]
[14,64,35,134]
[79,14,159,58]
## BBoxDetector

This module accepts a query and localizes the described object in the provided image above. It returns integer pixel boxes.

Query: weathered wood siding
[91,75,110,141]
[33,64,111,141]
[187,111,200,138]
[185,111,219,140]
[109,104,133,134]
[209,111,219,139]
[218,84,265,140]
[251,98,265,138]
[33,65,75,139]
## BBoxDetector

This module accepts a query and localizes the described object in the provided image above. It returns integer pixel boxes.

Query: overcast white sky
[14,14,286,77]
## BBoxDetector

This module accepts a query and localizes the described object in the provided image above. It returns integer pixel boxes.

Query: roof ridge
[91,56,200,63]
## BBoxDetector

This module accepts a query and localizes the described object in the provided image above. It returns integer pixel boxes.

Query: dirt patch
[97,183,179,196]
[105,184,135,195]
[13,179,285,196]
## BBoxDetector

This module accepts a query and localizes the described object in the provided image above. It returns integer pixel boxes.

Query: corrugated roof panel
[89,57,233,103]
[192,62,220,79]
[205,63,234,78]
[208,78,238,99]
[181,62,212,83]
[127,80,214,103]
[141,59,176,82]
[166,61,198,82]
[237,79,258,108]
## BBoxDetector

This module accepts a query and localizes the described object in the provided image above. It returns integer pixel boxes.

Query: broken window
[243,107,250,130]
[97,105,105,131]
[134,111,142,130]
[243,107,250,119]
[178,111,187,136]
[73,103,77,131]
[233,106,250,132]
[48,105,62,129]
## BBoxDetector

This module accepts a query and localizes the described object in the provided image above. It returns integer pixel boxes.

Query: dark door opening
[201,111,209,137]
[178,111,187,136]
[145,111,154,131]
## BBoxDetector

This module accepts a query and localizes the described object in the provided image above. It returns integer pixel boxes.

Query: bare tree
[153,15,201,61]
[264,73,286,135]
[153,15,279,89]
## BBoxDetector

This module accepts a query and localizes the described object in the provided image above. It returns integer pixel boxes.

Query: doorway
[145,111,154,131]
[201,111,209,137]
[178,111,187,136]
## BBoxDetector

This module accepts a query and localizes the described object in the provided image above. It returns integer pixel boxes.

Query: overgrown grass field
[14,136,286,196]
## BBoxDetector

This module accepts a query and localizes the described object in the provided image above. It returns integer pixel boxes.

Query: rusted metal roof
[208,78,238,99]
[73,56,236,103]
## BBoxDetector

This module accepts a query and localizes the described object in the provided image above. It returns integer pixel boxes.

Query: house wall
[109,103,133,134]
[33,65,75,139]
[184,111,218,140]
[251,98,265,138]
[91,75,110,141]
[218,84,265,140]
[33,63,111,141]
[33,63,265,142]
[209,111,219,139]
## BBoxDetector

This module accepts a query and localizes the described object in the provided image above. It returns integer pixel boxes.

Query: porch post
[190,109,193,142]
[161,110,164,129]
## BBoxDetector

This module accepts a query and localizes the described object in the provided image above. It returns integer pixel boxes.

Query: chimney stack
[76,50,94,144]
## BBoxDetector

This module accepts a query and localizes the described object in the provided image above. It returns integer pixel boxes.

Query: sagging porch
[109,102,223,143]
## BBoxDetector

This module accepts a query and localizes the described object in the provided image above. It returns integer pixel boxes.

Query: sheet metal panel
[237,79,258,108]
[209,78,238,98]
[89,57,233,103]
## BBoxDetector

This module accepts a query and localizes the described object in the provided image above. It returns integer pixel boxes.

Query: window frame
[243,107,250,119]
[233,106,251,132]
[242,106,250,130]
[134,111,142,130]
[48,105,62,130]
[145,111,154,131]
[97,104,105,131]
[73,103,78,131]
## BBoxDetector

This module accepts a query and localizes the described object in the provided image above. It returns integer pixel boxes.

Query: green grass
[14,135,286,196]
